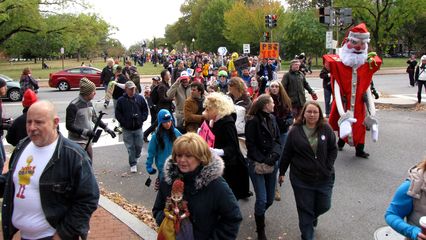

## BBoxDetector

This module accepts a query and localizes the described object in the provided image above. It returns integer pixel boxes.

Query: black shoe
[337,139,345,151]
[313,218,318,227]
[356,151,370,158]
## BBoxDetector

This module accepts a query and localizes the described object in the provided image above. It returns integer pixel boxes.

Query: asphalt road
[2,73,425,239]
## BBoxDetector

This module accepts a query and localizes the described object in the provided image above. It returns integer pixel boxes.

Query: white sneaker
[130,165,138,173]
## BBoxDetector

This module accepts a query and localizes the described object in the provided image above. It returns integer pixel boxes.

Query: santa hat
[342,23,370,46]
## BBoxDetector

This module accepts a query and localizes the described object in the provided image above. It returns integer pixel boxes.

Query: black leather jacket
[0,134,99,240]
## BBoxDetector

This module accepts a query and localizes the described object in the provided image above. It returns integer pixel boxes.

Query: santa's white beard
[339,43,368,69]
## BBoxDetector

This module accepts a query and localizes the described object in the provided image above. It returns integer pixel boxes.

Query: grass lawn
[0,58,166,80]
[0,57,407,80]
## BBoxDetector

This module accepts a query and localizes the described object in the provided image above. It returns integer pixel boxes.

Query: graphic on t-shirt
[16,156,36,199]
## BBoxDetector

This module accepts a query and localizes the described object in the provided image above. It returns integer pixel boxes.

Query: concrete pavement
[25,67,417,240]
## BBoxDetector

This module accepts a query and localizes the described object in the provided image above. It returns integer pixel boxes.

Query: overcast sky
[83,0,287,48]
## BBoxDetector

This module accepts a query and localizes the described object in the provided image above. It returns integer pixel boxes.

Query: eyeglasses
[305,110,319,115]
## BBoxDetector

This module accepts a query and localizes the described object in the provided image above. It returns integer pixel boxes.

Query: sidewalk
[0,195,157,240]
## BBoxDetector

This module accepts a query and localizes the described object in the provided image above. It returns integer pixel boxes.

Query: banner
[198,121,215,148]
[259,42,280,59]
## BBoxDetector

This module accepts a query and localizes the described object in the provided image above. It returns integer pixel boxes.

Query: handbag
[254,162,274,174]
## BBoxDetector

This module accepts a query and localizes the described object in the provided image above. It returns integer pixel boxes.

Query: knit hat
[22,89,38,107]
[0,78,6,88]
[218,70,228,77]
[421,55,426,61]
[79,78,96,96]
[175,59,182,67]
[171,179,184,195]
[157,109,173,127]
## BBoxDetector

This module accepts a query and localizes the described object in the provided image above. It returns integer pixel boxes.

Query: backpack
[234,103,246,135]
[150,85,160,105]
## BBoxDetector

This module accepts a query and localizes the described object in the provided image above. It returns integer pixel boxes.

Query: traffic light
[319,7,332,24]
[264,32,270,42]
[339,8,352,25]
[271,15,277,28]
[265,15,271,28]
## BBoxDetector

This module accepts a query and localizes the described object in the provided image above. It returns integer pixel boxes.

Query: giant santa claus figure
[323,23,381,158]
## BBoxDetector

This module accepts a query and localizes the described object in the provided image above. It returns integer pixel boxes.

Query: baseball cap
[125,81,136,89]
[180,71,190,80]
[195,67,202,73]
[152,76,160,81]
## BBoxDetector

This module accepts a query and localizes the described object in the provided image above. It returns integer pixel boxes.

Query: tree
[224,0,284,53]
[196,0,235,52]
[334,0,426,56]
[281,9,327,61]
[0,0,87,45]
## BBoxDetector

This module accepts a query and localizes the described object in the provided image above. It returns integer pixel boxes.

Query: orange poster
[259,42,280,59]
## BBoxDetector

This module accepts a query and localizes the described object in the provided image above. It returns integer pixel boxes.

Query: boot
[255,214,267,240]
[337,138,345,151]
[355,144,370,158]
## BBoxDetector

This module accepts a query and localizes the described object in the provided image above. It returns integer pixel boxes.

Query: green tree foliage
[223,0,284,52]
[281,9,327,60]
[196,0,235,52]
[334,0,426,56]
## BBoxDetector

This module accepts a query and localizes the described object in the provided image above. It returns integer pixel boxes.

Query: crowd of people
[0,22,425,240]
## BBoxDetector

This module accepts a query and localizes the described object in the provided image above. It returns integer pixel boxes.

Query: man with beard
[183,82,205,133]
[323,23,382,158]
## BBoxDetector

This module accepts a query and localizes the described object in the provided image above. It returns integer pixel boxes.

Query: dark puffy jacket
[0,134,99,240]
[115,94,148,130]
[153,156,242,240]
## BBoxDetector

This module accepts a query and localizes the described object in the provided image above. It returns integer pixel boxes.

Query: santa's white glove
[210,148,224,157]
[338,111,354,126]
[364,116,378,129]
[371,124,379,142]
[339,118,357,139]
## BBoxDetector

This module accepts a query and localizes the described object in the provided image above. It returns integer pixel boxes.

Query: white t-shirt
[12,139,58,239]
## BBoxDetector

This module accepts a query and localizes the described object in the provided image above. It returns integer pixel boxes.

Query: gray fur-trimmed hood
[163,154,224,190]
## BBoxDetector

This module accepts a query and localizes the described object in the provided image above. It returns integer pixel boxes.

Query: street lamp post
[192,38,195,52]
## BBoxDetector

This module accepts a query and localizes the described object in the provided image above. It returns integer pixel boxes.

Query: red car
[49,67,102,91]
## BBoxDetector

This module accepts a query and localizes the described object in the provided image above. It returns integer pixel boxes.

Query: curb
[98,195,157,240]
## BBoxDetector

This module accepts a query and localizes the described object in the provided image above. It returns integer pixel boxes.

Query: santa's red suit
[323,23,382,157]
[324,54,381,146]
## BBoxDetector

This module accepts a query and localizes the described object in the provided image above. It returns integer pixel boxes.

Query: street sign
[259,42,279,59]
[243,44,250,54]
[326,31,333,49]
[60,47,64,54]
[218,47,227,56]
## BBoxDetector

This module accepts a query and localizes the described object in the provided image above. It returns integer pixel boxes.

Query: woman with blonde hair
[153,133,242,239]
[202,92,251,200]
[385,158,426,240]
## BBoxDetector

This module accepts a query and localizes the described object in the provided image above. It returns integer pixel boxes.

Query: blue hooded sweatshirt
[146,109,182,179]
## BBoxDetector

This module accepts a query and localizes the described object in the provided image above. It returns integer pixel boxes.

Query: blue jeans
[248,161,278,216]
[122,128,143,167]
[290,172,334,240]
[323,87,332,116]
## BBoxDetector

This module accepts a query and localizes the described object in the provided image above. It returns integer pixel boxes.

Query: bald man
[0,101,99,240]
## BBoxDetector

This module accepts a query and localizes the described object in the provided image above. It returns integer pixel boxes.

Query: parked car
[49,66,102,91]
[0,74,22,102]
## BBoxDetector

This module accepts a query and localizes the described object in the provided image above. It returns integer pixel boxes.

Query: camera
[260,76,268,81]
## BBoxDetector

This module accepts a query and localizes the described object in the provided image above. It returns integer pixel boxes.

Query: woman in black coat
[279,101,337,240]
[153,133,242,239]
[202,92,251,200]
[245,94,282,240]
